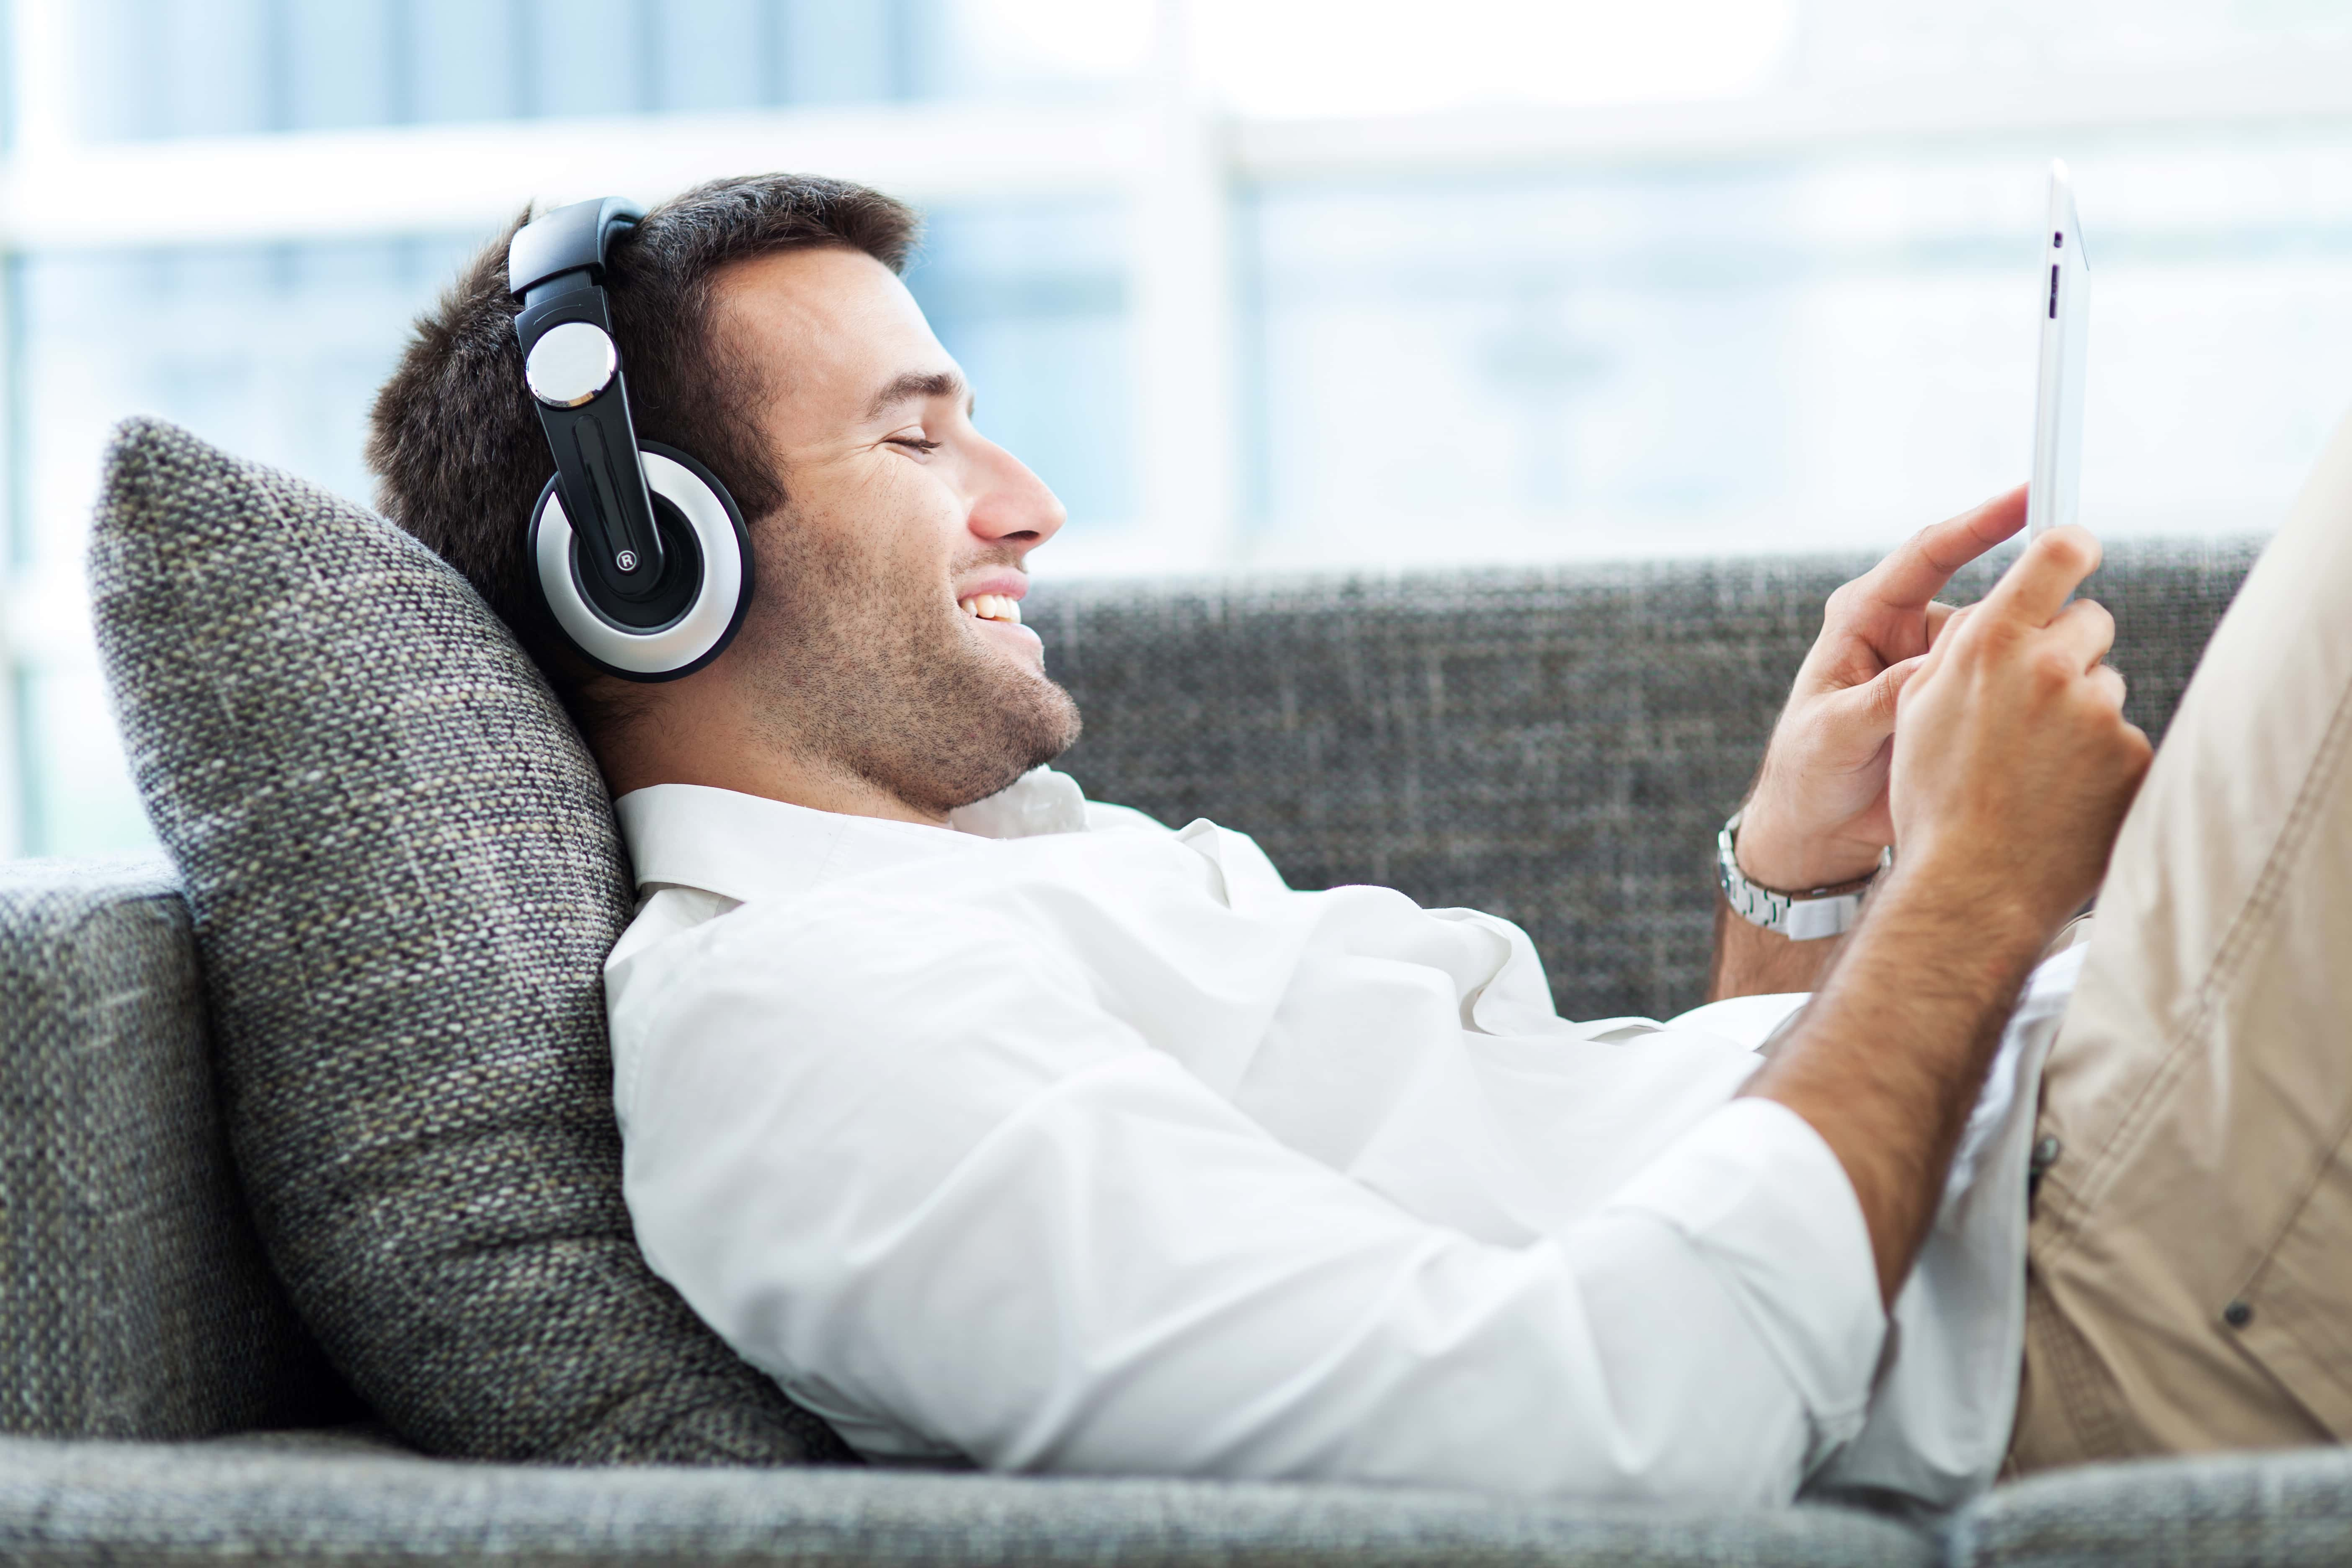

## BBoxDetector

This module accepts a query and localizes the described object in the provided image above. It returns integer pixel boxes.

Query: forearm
[1737,868,2050,1303]
[1705,896,1846,1001]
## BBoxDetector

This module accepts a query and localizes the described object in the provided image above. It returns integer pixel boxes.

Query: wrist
[1719,811,1887,944]
[1736,792,1885,893]
[1864,849,2058,973]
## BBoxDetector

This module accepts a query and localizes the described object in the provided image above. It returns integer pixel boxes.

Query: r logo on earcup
[530,441,754,681]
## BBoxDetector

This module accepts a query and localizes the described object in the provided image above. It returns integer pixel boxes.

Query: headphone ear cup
[529,441,754,682]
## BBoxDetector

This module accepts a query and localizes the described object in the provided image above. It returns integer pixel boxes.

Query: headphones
[509,197,753,682]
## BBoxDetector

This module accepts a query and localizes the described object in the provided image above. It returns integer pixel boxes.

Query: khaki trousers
[2007,409,2352,1472]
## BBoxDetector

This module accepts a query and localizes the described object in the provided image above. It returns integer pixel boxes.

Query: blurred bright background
[7,0,2352,856]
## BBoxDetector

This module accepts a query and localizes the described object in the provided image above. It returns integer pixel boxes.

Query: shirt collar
[614,768,1089,903]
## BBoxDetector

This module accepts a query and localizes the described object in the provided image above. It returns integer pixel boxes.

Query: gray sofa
[4,420,2347,1565]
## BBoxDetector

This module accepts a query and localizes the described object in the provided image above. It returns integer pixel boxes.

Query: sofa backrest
[1036,539,2259,1021]
[0,856,354,1439]
[3,535,2256,1439]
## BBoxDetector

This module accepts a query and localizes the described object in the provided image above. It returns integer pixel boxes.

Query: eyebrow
[864,369,971,422]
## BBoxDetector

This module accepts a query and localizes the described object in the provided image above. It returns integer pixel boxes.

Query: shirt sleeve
[612,891,1884,1508]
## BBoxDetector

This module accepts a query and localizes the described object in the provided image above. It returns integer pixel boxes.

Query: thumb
[1821,653,1928,739]
[1880,652,1930,715]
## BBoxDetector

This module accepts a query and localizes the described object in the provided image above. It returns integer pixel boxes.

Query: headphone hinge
[515,272,612,352]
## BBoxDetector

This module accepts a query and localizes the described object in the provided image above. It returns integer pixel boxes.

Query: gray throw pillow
[87,417,847,1467]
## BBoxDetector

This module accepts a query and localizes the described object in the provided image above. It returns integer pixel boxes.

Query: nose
[966,436,1066,552]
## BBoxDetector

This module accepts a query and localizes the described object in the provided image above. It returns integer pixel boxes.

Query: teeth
[958,593,1022,625]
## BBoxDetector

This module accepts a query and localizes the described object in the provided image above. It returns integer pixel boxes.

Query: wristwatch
[1715,809,1891,941]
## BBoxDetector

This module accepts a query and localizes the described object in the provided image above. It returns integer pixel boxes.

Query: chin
[987,680,1082,784]
[910,667,1081,818]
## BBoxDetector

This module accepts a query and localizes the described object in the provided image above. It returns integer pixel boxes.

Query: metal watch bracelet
[1715,808,1891,941]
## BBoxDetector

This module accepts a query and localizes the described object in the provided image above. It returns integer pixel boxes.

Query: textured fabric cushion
[85,417,844,1466]
[1947,1448,2352,1567]
[0,1432,1934,1567]
[0,855,349,1439]
[1035,540,2256,1022]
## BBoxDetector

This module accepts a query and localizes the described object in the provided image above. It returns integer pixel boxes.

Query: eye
[887,436,941,454]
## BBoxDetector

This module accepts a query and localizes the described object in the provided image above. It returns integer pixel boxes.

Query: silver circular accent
[535,450,743,676]
[615,549,639,572]
[524,321,618,408]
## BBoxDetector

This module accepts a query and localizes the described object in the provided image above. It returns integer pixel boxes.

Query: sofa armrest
[0,856,352,1440]
[1948,1447,2352,1568]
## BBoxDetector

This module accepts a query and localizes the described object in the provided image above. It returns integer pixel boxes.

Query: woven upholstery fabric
[84,418,845,1467]
[0,1433,1933,1568]
[1035,539,2256,1022]
[1947,1447,2352,1567]
[0,855,348,1439]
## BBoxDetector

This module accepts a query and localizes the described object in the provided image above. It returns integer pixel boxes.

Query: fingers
[1855,485,2029,612]
[1909,604,1972,686]
[2089,663,2127,712]
[1983,524,2102,628]
[2048,597,2117,673]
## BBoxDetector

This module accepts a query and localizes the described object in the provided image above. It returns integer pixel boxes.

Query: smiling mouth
[957,593,1022,626]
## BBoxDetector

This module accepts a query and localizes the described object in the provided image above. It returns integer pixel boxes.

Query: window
[1241,142,2352,563]
[7,0,2352,855]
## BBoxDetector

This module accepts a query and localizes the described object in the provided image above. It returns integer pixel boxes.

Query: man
[368,173,2349,1508]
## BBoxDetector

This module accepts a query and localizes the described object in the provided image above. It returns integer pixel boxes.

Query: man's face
[712,246,1081,817]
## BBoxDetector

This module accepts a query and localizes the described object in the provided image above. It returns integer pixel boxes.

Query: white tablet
[2027,160,2091,538]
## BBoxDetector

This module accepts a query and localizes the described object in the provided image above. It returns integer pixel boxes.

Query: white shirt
[606,769,2077,1510]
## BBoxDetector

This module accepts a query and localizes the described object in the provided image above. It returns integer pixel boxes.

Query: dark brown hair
[366,173,921,727]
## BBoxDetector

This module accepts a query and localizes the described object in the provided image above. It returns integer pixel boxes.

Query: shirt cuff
[1602,1097,1885,1461]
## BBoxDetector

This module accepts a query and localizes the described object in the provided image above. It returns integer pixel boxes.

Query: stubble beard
[738,517,1082,818]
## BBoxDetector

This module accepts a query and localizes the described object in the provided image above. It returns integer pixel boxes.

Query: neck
[591,712,946,828]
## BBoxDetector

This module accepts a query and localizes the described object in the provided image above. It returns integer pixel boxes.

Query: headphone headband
[508,197,644,300]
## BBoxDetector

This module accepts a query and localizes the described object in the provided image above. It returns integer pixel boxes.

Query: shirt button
[2030,1135,2063,1173]
[2223,1300,2254,1329]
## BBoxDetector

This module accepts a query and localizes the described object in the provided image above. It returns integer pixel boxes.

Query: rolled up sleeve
[1597,1098,1885,1473]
